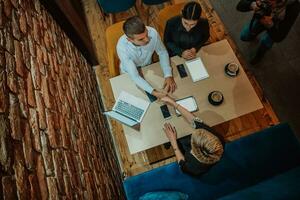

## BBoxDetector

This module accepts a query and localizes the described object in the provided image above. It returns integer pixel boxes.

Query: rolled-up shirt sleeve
[117,47,154,94]
[154,30,172,78]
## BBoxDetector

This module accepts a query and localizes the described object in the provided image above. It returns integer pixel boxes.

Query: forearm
[171,141,185,163]
[169,101,195,124]
[158,51,172,77]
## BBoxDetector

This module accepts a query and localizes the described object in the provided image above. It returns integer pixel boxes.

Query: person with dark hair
[117,16,177,98]
[237,0,299,64]
[161,96,224,176]
[164,1,210,60]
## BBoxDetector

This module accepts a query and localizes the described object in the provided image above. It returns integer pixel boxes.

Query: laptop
[104,91,150,131]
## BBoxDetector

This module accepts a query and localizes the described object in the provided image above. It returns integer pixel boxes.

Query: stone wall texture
[0,0,125,199]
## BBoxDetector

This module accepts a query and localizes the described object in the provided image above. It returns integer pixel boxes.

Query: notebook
[175,96,198,115]
[104,91,150,130]
[185,57,209,82]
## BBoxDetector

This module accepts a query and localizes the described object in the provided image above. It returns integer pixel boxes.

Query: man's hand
[163,123,177,144]
[152,89,167,99]
[260,16,274,28]
[181,49,196,60]
[160,95,176,107]
[163,77,177,93]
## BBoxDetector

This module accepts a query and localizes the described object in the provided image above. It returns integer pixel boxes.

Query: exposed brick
[60,115,71,149]
[25,5,32,28]
[32,17,40,44]
[36,155,49,200]
[22,120,34,170]
[0,71,8,113]
[0,2,5,28]
[8,93,22,140]
[47,75,57,96]
[47,177,59,200]
[28,174,42,200]
[0,49,5,67]
[83,172,93,199]
[26,72,36,107]
[31,56,41,90]
[29,108,41,152]
[19,8,27,34]
[52,149,66,195]
[0,115,11,171]
[34,0,41,14]
[64,151,80,191]
[48,52,56,81]
[36,45,46,75]
[17,77,28,118]
[40,131,54,176]
[10,0,18,8]
[21,39,31,70]
[14,40,26,77]
[44,31,51,51]
[28,34,36,57]
[3,0,12,18]
[4,27,14,54]
[78,140,89,172]
[2,176,18,200]
[35,91,47,130]
[63,174,72,198]
[41,75,51,109]
[45,109,58,148]
[11,9,21,40]
[41,46,48,64]
[13,143,29,199]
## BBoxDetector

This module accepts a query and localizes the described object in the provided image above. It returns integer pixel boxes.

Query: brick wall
[0,0,124,199]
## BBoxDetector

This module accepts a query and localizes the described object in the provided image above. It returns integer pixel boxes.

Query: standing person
[161,96,224,176]
[237,0,299,64]
[117,16,177,99]
[164,1,210,60]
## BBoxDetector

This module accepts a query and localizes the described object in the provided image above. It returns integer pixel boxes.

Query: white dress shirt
[117,26,172,94]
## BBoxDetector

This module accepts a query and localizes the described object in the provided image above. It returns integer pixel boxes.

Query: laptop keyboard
[115,100,144,121]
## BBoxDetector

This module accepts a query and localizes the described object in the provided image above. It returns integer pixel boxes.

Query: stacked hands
[152,77,177,99]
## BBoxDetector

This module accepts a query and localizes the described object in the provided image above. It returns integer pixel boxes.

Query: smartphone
[160,104,171,119]
[177,64,188,78]
[145,91,157,102]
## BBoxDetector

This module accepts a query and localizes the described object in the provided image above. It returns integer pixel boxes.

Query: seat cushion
[139,191,188,200]
[218,166,300,200]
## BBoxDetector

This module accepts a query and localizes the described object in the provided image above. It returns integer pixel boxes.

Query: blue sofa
[123,123,300,200]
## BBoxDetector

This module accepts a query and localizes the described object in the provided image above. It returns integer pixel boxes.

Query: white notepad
[185,58,209,82]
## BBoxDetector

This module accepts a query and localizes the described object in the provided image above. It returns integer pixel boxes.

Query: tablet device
[175,96,198,115]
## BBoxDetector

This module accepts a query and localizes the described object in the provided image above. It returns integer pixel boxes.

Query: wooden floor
[82,0,279,177]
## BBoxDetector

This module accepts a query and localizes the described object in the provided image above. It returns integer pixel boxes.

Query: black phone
[145,91,157,102]
[177,64,188,78]
[160,104,171,119]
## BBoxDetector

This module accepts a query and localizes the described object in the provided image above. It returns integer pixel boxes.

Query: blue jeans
[240,19,274,49]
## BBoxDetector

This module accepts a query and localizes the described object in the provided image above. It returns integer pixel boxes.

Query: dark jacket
[236,0,300,42]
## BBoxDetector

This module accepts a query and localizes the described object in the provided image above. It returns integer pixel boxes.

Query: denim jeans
[240,19,274,49]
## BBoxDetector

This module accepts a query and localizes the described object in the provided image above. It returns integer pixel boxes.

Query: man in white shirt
[117,16,177,99]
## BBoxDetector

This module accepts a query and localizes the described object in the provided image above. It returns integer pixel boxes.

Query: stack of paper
[185,58,209,82]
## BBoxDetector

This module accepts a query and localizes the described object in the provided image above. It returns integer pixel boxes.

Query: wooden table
[110,39,263,154]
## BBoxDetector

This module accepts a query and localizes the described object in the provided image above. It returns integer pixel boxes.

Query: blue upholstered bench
[123,123,300,200]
